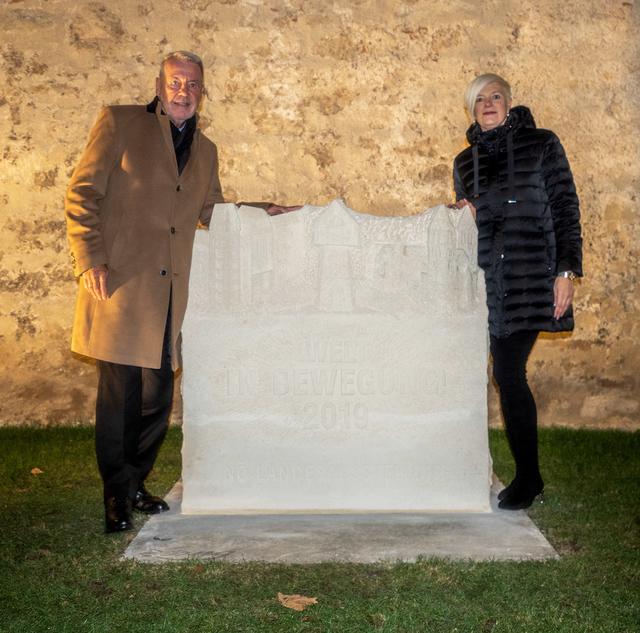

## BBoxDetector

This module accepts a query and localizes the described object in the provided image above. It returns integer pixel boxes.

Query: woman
[452,73,583,510]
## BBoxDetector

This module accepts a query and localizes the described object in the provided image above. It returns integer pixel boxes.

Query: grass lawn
[0,427,638,632]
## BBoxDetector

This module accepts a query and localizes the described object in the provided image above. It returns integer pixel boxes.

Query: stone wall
[1,0,638,428]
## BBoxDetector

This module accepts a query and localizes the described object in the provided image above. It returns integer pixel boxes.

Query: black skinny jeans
[490,330,542,488]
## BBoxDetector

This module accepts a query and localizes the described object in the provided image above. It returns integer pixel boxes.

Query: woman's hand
[553,276,574,319]
[450,198,476,220]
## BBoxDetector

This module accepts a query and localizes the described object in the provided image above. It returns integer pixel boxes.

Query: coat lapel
[155,99,179,176]
[179,128,200,182]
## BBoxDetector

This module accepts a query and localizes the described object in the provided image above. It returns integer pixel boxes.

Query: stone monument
[181,199,490,513]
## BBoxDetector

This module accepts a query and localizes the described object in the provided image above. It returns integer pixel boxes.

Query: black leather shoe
[105,497,133,533]
[133,485,169,514]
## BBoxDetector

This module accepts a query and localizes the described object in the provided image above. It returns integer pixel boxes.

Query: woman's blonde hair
[464,73,512,120]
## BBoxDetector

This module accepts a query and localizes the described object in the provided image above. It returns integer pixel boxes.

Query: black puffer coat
[453,105,583,338]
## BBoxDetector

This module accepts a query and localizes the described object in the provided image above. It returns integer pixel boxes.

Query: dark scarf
[147,96,196,175]
[464,105,537,203]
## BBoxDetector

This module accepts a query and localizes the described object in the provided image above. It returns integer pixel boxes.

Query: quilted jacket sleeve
[542,133,583,276]
[453,160,468,202]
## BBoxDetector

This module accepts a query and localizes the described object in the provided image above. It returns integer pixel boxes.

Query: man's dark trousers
[95,305,173,502]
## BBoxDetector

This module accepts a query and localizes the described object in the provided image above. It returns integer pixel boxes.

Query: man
[65,51,297,533]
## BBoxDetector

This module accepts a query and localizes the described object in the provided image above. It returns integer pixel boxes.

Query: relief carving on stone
[192,198,483,316]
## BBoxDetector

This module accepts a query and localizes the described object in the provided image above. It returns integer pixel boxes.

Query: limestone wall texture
[1,0,638,428]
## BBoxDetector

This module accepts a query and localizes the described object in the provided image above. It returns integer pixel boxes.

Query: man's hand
[449,198,476,220]
[82,265,109,301]
[266,204,303,216]
[553,276,574,319]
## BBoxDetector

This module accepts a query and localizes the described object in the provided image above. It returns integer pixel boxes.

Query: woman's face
[473,82,511,131]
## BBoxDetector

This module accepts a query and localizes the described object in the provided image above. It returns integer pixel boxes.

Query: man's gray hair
[159,51,204,80]
[464,73,512,120]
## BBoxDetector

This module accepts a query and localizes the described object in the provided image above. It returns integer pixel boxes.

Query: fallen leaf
[277,592,318,611]
[30,468,44,475]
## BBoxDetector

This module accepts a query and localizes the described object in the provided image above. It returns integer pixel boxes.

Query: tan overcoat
[65,101,223,370]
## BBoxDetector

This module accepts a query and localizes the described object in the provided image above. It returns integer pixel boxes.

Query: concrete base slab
[123,477,558,563]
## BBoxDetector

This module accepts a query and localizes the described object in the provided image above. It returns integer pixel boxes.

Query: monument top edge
[214,198,472,220]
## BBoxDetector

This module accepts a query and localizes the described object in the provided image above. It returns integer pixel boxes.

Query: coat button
[170,227,176,234]
[160,268,167,276]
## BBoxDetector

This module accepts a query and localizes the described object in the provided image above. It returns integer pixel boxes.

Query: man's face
[156,59,204,127]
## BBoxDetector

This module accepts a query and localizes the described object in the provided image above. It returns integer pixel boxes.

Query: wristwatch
[557,271,577,280]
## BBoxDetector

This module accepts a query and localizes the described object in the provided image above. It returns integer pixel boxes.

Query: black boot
[490,331,542,509]
[498,391,543,508]
[133,484,169,514]
[105,497,133,533]
[498,477,544,510]
[498,478,519,501]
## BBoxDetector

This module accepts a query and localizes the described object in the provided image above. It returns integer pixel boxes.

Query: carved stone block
[182,199,490,512]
